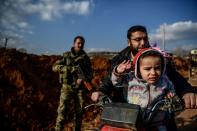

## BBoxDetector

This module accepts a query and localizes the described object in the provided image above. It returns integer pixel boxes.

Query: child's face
[139,56,162,85]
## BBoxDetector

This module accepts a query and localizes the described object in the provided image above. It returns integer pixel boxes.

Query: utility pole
[0,32,9,49]
[162,24,165,51]
[5,37,8,49]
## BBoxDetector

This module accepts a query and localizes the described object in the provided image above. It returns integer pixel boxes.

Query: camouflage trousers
[55,84,84,131]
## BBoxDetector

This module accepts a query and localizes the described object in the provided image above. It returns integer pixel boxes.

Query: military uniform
[53,47,92,131]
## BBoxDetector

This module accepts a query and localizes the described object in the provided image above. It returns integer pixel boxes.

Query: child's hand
[76,78,83,85]
[167,92,175,99]
[117,60,131,73]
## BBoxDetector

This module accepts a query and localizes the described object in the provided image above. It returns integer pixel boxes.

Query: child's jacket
[111,48,175,108]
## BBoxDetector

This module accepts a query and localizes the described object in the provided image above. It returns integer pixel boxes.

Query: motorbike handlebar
[144,95,183,123]
[84,95,112,110]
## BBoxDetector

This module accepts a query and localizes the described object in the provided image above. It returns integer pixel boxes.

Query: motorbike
[84,94,183,131]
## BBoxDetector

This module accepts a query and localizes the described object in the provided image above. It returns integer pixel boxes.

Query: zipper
[147,85,151,106]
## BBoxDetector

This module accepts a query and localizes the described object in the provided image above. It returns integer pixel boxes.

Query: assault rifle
[77,64,94,91]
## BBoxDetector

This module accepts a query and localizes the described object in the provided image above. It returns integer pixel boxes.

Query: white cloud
[86,48,113,52]
[150,21,197,42]
[0,0,93,29]
[64,1,91,15]
[178,43,197,50]
[17,21,29,29]
[22,0,93,21]
[0,0,32,34]
[0,0,94,49]
[0,30,25,48]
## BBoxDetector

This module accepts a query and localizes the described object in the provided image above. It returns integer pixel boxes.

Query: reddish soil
[172,56,197,131]
[0,48,196,131]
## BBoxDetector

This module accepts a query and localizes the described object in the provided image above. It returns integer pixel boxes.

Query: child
[111,48,175,130]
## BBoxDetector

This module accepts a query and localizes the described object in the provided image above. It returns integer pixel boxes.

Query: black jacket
[98,46,196,102]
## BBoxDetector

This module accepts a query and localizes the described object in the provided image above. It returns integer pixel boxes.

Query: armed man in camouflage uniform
[53,36,93,131]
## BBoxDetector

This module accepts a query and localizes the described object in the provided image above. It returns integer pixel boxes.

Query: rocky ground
[0,48,196,131]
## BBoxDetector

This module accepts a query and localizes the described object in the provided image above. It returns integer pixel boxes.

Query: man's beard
[132,48,140,56]
[131,43,150,56]
[72,47,83,54]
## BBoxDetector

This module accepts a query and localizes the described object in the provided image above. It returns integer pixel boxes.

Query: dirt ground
[175,109,197,131]
[172,57,197,131]
[0,48,196,131]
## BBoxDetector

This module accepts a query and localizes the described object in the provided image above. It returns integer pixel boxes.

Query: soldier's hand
[61,66,68,72]
[76,78,83,85]
[91,91,104,102]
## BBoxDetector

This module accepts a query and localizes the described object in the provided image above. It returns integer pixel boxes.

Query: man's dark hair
[127,25,147,39]
[74,36,85,44]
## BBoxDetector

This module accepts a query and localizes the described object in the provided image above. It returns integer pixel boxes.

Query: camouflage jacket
[53,47,93,85]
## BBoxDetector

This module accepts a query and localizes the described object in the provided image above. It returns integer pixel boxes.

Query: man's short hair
[74,36,85,44]
[127,25,147,39]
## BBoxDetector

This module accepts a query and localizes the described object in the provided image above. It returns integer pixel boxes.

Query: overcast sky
[0,0,196,54]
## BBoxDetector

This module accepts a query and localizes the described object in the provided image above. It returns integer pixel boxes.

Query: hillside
[0,48,61,130]
[0,48,111,130]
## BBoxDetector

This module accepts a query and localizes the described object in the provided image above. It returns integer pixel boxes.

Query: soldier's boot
[74,90,83,131]
[74,107,82,131]
[75,123,81,131]
[55,124,64,131]
[55,115,65,131]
